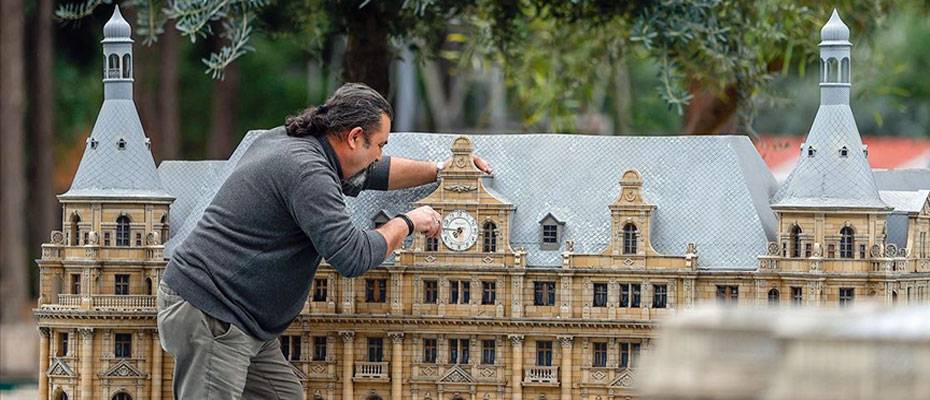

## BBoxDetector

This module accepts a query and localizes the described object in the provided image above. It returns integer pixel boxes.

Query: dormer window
[482,221,498,252]
[839,146,848,157]
[117,138,126,150]
[807,146,816,157]
[372,210,390,229]
[89,138,98,150]
[539,213,564,251]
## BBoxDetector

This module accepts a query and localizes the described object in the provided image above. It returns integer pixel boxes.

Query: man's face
[344,113,391,179]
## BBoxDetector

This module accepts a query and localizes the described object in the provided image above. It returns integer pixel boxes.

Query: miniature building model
[34,7,930,400]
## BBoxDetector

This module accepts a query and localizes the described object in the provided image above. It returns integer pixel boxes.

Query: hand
[441,154,493,175]
[405,206,442,238]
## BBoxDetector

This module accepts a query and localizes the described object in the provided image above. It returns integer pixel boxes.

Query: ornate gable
[47,358,77,377]
[402,136,518,267]
[99,360,147,378]
[603,170,658,257]
[438,365,475,384]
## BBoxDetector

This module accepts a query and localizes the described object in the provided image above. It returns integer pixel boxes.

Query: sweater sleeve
[288,165,387,277]
[341,156,392,197]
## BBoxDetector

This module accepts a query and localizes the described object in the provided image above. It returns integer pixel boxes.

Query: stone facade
[33,7,930,400]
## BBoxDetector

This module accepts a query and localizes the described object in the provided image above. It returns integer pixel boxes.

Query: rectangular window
[135,232,142,247]
[805,244,812,258]
[83,232,88,245]
[426,237,439,252]
[592,342,608,367]
[280,335,301,361]
[921,232,927,258]
[423,280,438,304]
[114,274,130,295]
[593,283,608,307]
[533,281,556,306]
[839,288,854,307]
[57,332,69,357]
[71,274,81,295]
[423,338,437,363]
[653,284,668,308]
[448,339,469,364]
[365,279,387,303]
[313,336,327,361]
[114,333,132,358]
[827,244,836,258]
[481,340,496,365]
[619,342,640,369]
[481,281,496,305]
[791,286,803,305]
[619,283,642,308]
[103,232,111,246]
[449,280,471,304]
[312,279,328,302]
[715,285,739,304]
[536,340,553,366]
[368,338,384,362]
[542,225,558,243]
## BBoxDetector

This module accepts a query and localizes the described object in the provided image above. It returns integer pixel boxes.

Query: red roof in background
[755,135,930,180]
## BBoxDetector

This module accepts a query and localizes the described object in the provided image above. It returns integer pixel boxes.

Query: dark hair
[285,83,393,142]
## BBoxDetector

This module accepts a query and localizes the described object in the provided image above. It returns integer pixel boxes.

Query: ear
[346,127,364,150]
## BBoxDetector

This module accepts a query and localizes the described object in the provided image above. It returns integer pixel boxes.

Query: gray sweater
[163,127,391,341]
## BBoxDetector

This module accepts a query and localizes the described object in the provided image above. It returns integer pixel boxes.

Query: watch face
[441,209,478,251]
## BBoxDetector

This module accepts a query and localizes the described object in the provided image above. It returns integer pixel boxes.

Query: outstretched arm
[387,155,492,190]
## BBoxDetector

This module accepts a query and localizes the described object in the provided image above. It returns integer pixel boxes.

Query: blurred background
[2,0,929,391]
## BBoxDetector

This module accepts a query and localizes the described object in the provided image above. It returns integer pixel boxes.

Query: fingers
[471,154,493,175]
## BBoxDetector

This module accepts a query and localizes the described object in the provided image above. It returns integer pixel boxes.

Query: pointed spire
[61,5,170,201]
[103,5,132,42]
[773,10,886,210]
[820,9,850,43]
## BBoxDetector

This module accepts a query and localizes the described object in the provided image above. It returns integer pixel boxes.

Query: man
[157,83,491,399]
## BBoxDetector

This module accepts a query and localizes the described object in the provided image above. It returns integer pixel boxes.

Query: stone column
[389,332,405,400]
[558,336,574,400]
[509,335,524,400]
[79,328,94,400]
[38,328,50,400]
[340,331,356,400]
[151,330,163,400]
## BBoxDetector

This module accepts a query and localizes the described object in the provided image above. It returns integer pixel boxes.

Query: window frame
[535,340,553,367]
[114,333,132,358]
[312,279,328,302]
[481,339,496,365]
[533,281,556,306]
[365,279,387,303]
[592,282,608,308]
[592,342,608,368]
[423,279,438,304]
[481,281,496,305]
[652,284,667,308]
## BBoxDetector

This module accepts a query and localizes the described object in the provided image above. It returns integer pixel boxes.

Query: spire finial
[103,4,132,40]
[821,8,850,42]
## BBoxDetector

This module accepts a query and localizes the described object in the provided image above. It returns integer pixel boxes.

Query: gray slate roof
[62,100,172,200]
[165,131,778,269]
[773,105,887,209]
[158,160,226,242]
[873,169,930,191]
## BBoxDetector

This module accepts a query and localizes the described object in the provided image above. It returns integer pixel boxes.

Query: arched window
[107,54,120,78]
[892,291,898,304]
[826,58,839,82]
[839,146,849,157]
[841,57,850,83]
[622,223,638,254]
[112,393,132,400]
[483,221,497,252]
[768,289,780,304]
[820,59,826,83]
[790,225,802,258]
[145,277,153,296]
[116,216,131,247]
[839,227,854,258]
[70,214,81,246]
[122,54,132,78]
[56,390,68,400]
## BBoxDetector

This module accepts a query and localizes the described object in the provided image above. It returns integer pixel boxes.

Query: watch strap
[396,214,415,237]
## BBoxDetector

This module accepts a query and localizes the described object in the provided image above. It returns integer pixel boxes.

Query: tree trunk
[0,0,28,322]
[422,59,468,131]
[682,83,740,134]
[28,0,57,300]
[207,61,240,159]
[343,6,392,97]
[124,8,160,144]
[613,59,632,134]
[158,27,181,160]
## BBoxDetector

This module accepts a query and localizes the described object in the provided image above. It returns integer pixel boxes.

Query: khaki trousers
[156,282,304,400]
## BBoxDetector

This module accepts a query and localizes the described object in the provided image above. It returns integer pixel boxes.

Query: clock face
[441,209,478,252]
